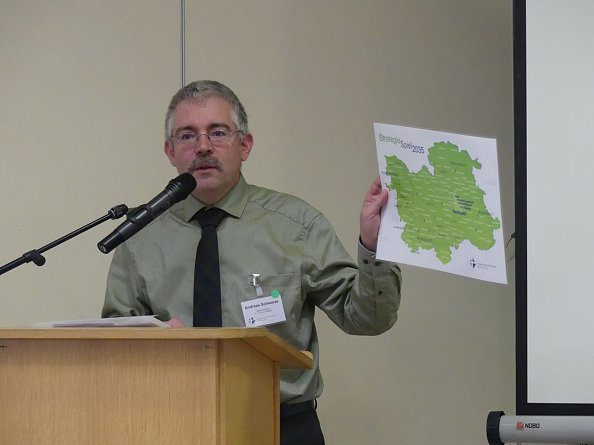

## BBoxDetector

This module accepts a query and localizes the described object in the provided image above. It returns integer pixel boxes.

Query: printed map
[374,123,507,283]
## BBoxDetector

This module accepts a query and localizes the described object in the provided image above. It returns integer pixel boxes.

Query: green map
[385,141,500,264]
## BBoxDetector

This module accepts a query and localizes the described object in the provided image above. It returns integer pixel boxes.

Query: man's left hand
[360,176,388,252]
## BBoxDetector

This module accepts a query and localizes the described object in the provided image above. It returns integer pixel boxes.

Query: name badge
[241,292,286,327]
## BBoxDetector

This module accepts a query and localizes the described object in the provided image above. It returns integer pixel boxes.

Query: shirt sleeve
[101,243,152,318]
[301,214,402,335]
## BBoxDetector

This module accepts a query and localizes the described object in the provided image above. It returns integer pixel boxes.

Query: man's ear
[164,140,176,166]
[240,133,254,161]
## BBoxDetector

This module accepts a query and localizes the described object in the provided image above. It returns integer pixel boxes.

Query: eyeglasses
[171,128,242,148]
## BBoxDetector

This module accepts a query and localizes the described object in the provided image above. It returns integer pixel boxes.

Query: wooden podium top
[0,326,313,369]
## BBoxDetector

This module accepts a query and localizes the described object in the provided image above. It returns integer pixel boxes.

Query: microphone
[97,173,196,254]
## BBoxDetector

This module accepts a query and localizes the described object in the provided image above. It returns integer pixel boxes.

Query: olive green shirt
[102,175,402,403]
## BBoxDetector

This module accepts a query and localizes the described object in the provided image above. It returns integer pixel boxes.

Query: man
[103,80,402,445]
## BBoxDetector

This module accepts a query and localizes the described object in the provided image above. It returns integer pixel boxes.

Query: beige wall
[0,1,515,444]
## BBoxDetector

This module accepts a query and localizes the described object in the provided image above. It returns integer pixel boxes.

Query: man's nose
[195,133,212,152]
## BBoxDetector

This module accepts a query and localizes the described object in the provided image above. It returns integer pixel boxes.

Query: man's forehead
[173,97,233,125]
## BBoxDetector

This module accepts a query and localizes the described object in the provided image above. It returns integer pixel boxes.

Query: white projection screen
[516,0,594,415]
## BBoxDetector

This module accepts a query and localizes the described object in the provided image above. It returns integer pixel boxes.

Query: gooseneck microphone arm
[0,204,129,276]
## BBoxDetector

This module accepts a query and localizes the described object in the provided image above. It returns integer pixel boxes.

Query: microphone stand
[0,204,129,276]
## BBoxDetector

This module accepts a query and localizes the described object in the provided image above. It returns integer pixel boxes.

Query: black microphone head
[98,173,197,255]
[169,172,197,198]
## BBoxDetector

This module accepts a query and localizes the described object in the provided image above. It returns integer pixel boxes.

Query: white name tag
[241,294,287,327]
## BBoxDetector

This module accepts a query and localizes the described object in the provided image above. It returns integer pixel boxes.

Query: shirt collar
[182,174,249,222]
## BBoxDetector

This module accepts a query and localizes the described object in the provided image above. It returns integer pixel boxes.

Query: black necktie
[193,207,227,327]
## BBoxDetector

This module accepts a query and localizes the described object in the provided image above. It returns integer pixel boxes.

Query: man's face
[164,97,253,205]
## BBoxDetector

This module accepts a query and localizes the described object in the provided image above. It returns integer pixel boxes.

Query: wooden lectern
[0,327,313,445]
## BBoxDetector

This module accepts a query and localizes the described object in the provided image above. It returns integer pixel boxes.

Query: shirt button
[363,259,369,264]
[374,261,382,267]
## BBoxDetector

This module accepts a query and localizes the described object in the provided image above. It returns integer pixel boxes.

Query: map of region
[384,141,500,264]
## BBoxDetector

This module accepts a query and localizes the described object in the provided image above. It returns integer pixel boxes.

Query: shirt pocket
[242,272,302,341]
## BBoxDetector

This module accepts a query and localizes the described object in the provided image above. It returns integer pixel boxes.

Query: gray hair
[164,80,249,141]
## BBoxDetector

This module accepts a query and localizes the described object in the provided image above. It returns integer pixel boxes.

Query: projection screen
[516,0,594,415]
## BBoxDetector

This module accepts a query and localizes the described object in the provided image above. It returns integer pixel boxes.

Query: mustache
[188,155,223,171]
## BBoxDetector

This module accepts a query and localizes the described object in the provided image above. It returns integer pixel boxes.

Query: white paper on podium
[45,315,170,328]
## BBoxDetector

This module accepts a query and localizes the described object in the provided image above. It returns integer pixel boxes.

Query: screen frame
[514,0,594,416]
